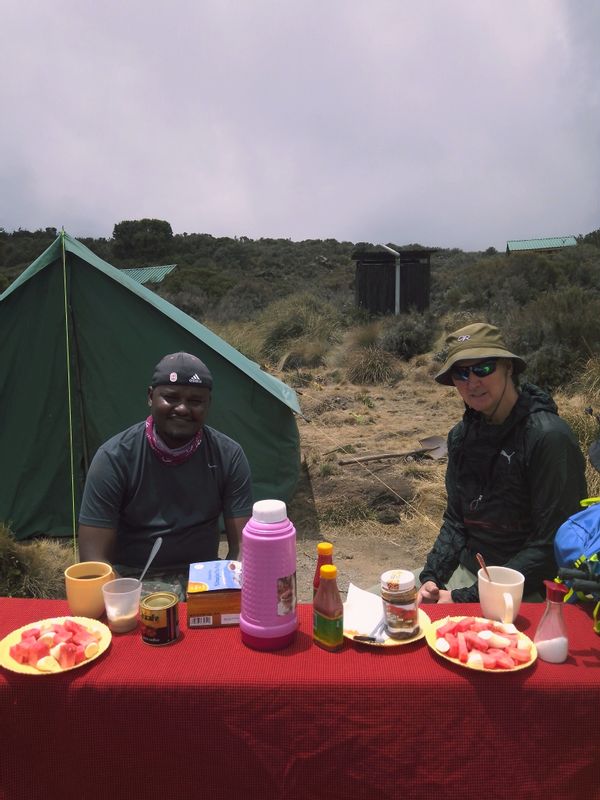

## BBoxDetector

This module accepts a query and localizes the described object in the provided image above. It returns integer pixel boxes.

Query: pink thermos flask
[240,499,298,650]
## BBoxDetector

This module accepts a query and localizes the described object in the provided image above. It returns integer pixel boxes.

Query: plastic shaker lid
[320,564,337,580]
[252,499,288,523]
[544,580,568,603]
[317,542,333,556]
[381,569,415,592]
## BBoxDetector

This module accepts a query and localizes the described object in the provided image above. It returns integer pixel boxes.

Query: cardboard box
[186,560,241,628]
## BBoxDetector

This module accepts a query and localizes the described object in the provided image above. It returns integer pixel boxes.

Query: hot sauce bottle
[313,564,343,652]
[313,542,334,598]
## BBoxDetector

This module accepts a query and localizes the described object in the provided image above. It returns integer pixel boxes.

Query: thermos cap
[252,499,288,524]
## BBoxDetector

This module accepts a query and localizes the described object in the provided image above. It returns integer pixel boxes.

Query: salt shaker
[533,580,569,663]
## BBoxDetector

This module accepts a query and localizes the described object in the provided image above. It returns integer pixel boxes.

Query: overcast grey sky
[1,0,599,251]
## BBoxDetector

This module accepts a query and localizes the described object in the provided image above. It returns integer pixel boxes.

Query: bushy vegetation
[3,220,600,390]
[379,310,436,360]
[0,524,74,598]
[258,292,344,366]
[346,346,399,385]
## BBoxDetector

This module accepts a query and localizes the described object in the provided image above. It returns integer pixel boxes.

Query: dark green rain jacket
[419,383,587,602]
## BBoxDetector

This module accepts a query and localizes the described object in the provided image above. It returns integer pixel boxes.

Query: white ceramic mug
[478,566,524,623]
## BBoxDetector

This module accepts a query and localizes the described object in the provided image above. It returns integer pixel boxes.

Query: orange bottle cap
[320,564,337,580]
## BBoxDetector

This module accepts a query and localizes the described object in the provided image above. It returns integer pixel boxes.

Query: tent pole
[61,230,78,558]
[69,306,90,475]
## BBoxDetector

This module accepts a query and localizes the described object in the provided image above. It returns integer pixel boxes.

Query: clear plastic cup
[102,578,142,633]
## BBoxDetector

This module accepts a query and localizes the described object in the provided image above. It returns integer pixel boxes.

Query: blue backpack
[554,499,600,632]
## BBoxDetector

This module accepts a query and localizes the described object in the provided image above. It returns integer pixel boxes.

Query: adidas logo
[189,373,202,383]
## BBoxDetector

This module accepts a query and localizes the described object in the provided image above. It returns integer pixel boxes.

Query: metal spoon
[476,552,492,582]
[139,537,163,583]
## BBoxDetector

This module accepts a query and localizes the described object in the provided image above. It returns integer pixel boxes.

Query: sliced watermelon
[457,631,469,663]
[437,619,460,637]
[56,642,78,669]
[455,617,474,633]
[464,630,489,652]
[506,647,531,664]
[27,639,50,666]
[445,632,459,659]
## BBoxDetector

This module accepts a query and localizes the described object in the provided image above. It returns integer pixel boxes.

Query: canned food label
[141,593,179,645]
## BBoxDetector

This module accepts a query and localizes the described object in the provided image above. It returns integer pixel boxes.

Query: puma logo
[500,449,515,464]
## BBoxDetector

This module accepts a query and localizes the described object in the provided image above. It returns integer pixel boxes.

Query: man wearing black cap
[78,353,252,592]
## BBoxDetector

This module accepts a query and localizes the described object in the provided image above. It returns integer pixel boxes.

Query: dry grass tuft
[0,524,74,599]
[580,355,600,404]
[346,346,400,385]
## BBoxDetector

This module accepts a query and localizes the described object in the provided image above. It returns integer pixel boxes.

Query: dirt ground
[281,357,467,602]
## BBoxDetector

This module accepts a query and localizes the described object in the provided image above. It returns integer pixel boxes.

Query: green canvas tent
[0,232,302,541]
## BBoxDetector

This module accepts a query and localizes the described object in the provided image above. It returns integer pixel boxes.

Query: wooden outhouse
[352,247,436,315]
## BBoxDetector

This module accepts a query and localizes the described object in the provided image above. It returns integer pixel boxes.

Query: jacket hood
[515,382,558,417]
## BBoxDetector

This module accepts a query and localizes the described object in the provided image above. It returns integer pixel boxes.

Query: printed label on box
[188,560,242,592]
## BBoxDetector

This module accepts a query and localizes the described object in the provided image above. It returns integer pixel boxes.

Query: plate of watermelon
[0,616,111,675]
[425,615,537,672]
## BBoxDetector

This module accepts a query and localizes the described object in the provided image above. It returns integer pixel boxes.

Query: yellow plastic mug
[64,561,115,619]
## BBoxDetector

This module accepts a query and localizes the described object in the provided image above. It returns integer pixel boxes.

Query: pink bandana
[144,416,203,465]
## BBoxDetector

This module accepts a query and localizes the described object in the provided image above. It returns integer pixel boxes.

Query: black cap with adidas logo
[151,352,213,389]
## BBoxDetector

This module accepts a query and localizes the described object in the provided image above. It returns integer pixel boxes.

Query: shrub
[207,320,263,362]
[580,356,600,404]
[346,346,399,384]
[506,286,600,388]
[520,344,576,392]
[379,311,435,360]
[212,280,275,323]
[278,340,329,370]
[0,524,74,598]
[159,289,209,320]
[347,322,381,349]
[259,293,342,362]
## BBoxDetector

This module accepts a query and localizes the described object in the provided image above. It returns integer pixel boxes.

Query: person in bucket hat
[418,322,587,605]
[78,353,253,597]
[434,322,527,386]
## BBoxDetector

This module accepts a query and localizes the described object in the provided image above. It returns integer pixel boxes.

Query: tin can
[140,591,180,645]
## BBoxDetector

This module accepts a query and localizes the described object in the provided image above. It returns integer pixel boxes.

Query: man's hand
[417,582,454,604]
[418,581,440,603]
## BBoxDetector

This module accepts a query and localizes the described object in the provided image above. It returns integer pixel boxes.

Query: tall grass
[346,346,399,385]
[258,292,343,366]
[0,524,73,598]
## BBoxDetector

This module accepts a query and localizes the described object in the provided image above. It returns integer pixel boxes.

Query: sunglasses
[451,359,498,381]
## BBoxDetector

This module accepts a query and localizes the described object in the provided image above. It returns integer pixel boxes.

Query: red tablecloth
[1,599,599,800]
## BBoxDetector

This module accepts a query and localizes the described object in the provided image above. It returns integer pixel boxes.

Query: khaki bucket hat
[435,322,526,385]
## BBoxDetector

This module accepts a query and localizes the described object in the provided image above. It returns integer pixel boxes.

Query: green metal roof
[506,236,577,252]
[121,265,176,284]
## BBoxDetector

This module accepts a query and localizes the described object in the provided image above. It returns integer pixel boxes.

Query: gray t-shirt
[79,422,253,570]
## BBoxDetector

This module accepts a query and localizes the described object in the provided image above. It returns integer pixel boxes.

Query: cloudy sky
[1,1,599,251]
